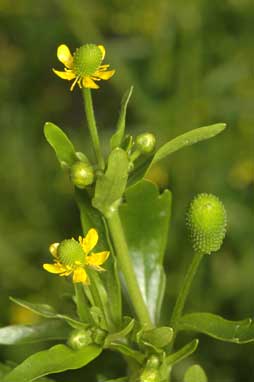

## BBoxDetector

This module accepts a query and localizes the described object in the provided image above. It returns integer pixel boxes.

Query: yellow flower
[53,43,115,91]
[43,228,110,284]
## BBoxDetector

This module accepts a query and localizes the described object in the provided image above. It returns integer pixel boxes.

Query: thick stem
[170,251,204,340]
[107,210,153,328]
[82,88,105,170]
[74,282,91,323]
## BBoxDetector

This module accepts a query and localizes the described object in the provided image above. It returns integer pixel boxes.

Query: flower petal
[53,69,76,80]
[49,243,59,258]
[85,251,110,271]
[73,267,89,284]
[98,45,106,60]
[96,69,115,80]
[82,76,99,89]
[43,263,67,274]
[79,228,99,254]
[57,44,73,68]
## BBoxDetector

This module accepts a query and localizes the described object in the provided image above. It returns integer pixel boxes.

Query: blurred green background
[0,0,253,381]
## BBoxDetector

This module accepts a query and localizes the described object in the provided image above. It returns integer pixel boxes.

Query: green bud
[136,133,156,153]
[68,329,92,350]
[92,327,107,345]
[186,193,227,254]
[73,44,103,77]
[140,368,160,382]
[71,161,94,189]
[58,239,84,266]
[146,355,160,369]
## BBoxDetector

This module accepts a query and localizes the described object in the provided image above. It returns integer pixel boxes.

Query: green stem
[82,88,105,170]
[107,209,153,328]
[170,251,204,337]
[74,282,91,323]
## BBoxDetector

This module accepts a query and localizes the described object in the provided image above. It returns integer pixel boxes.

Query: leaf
[165,339,199,366]
[127,155,154,188]
[110,86,133,150]
[10,297,88,330]
[109,343,145,364]
[0,320,70,345]
[141,326,173,349]
[0,363,12,378]
[177,312,254,343]
[184,364,208,382]
[76,189,122,329]
[44,122,77,167]
[151,123,226,166]
[105,317,135,345]
[119,180,172,324]
[3,344,102,382]
[93,148,129,217]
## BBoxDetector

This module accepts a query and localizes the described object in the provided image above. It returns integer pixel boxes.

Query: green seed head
[136,133,156,153]
[73,44,103,77]
[186,193,227,254]
[58,239,85,266]
[71,161,94,189]
[68,329,92,350]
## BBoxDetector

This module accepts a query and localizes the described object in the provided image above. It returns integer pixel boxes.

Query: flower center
[58,239,85,266]
[73,44,103,77]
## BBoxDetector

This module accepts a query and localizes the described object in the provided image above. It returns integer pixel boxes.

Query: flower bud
[58,239,84,266]
[140,368,160,382]
[70,161,94,189]
[136,133,156,154]
[92,327,107,345]
[186,193,227,254]
[73,44,103,77]
[68,329,92,350]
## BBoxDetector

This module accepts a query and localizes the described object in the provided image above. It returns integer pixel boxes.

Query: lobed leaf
[3,344,102,382]
[178,312,254,343]
[44,122,77,167]
[110,86,133,150]
[0,320,70,345]
[120,180,172,324]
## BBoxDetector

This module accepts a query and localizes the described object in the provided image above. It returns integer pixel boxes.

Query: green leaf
[10,297,88,330]
[165,339,199,366]
[76,189,122,329]
[184,365,208,382]
[44,122,77,167]
[109,343,145,364]
[127,155,154,188]
[0,363,12,378]
[105,317,135,345]
[93,148,129,217]
[151,123,226,166]
[178,312,254,343]
[3,344,102,382]
[110,86,133,150]
[0,320,70,345]
[119,180,172,324]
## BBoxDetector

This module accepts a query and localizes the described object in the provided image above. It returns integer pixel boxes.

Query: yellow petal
[98,45,106,60]
[82,76,99,89]
[43,263,67,274]
[96,69,115,80]
[79,228,99,254]
[57,44,73,68]
[53,69,76,80]
[73,267,89,284]
[85,251,110,270]
[49,243,59,258]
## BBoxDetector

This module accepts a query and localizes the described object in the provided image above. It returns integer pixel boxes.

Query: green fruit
[71,161,94,189]
[136,133,156,153]
[186,193,227,254]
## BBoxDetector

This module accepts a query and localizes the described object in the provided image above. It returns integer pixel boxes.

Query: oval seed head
[58,239,85,266]
[70,161,94,189]
[186,193,227,254]
[136,133,156,154]
[73,44,103,77]
[68,329,92,350]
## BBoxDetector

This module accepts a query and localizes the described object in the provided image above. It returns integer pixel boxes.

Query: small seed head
[136,133,156,153]
[186,193,227,254]
[58,239,85,266]
[71,161,94,189]
[73,44,103,77]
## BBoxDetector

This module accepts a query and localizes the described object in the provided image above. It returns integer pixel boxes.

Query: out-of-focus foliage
[0,0,253,381]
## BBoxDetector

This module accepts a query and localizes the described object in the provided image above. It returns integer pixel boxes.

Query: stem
[74,282,91,323]
[82,88,105,170]
[170,251,204,336]
[107,209,153,328]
